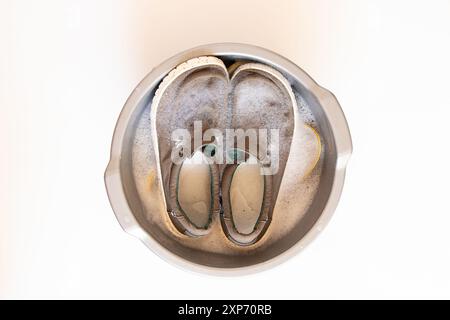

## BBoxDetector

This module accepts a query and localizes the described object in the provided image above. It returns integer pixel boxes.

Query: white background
[1,0,450,299]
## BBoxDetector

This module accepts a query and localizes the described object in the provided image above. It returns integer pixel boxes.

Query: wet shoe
[151,57,228,236]
[219,63,298,245]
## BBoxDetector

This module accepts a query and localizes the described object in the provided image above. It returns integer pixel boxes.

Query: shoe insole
[177,150,212,229]
[229,155,265,235]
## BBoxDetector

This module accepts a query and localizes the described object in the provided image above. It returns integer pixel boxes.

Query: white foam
[294,91,317,125]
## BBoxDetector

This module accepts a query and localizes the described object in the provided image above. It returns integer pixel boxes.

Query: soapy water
[131,73,322,253]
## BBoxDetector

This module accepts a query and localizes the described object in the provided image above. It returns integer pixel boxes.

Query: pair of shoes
[151,56,319,246]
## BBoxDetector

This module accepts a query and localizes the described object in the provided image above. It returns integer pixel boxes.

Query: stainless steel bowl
[105,43,352,275]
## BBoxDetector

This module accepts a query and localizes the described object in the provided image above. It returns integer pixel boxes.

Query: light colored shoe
[151,57,227,236]
[219,63,298,245]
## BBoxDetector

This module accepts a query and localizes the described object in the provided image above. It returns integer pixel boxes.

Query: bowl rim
[104,42,353,276]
